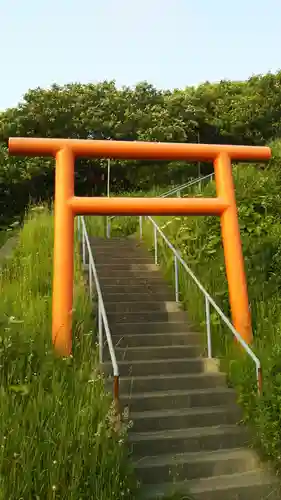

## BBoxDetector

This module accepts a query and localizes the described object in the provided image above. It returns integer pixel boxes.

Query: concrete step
[95,257,154,265]
[95,263,159,276]
[100,276,165,287]
[134,447,260,484]
[92,254,146,262]
[105,301,182,313]
[93,251,150,260]
[90,237,147,246]
[90,237,139,246]
[188,470,280,500]
[142,470,280,500]
[85,235,279,499]
[129,425,249,457]
[93,245,152,252]
[98,270,163,280]
[112,321,196,335]
[116,372,226,394]
[104,345,203,362]
[107,310,188,324]
[122,387,237,413]
[102,291,175,302]
[90,243,148,252]
[90,236,130,241]
[103,357,220,377]
[101,285,175,297]
[128,406,242,433]
[111,331,201,348]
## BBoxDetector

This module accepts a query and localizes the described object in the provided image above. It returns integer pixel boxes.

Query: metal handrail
[141,215,262,394]
[106,173,214,238]
[101,173,262,393]
[160,173,214,198]
[77,216,120,402]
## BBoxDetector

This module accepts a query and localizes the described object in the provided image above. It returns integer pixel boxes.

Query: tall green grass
[97,161,281,472]
[0,207,136,499]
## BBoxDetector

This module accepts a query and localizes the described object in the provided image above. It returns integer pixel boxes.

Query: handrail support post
[98,300,103,363]
[205,295,212,358]
[153,225,158,265]
[139,216,143,239]
[174,255,179,302]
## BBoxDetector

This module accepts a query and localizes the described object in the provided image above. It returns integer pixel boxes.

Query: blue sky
[1,0,281,110]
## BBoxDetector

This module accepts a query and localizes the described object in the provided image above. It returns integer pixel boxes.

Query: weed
[0,207,137,499]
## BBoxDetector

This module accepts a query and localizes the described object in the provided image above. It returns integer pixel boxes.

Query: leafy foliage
[2,72,281,227]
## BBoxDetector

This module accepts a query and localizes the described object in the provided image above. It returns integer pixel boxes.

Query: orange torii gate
[9,138,271,356]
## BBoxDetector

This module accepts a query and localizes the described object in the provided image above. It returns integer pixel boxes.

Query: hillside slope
[107,140,281,472]
[0,208,136,499]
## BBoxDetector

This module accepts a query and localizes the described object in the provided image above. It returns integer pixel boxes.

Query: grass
[92,157,281,474]
[0,207,137,499]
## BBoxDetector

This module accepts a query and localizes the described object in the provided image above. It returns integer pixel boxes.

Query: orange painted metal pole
[69,196,229,216]
[52,147,75,356]
[214,152,252,343]
[9,137,271,162]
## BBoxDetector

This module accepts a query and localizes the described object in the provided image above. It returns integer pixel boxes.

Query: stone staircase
[88,236,280,499]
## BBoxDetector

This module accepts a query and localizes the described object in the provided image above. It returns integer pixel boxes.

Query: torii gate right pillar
[215,152,252,342]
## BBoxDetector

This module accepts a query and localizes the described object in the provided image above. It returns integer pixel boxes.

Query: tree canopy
[1,71,281,226]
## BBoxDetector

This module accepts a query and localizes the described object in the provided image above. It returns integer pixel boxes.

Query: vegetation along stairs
[87,235,280,499]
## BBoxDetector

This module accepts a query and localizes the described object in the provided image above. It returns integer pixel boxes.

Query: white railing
[83,170,262,394]
[140,215,262,395]
[106,173,214,238]
[160,173,214,198]
[77,216,120,402]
